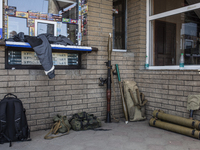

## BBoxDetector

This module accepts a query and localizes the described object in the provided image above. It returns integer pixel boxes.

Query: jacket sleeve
[26,35,55,79]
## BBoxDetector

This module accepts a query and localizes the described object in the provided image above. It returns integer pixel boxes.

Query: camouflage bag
[69,112,101,131]
[44,114,71,139]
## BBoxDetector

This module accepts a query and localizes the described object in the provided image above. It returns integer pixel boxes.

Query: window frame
[35,19,57,36]
[146,0,200,70]
[112,0,127,52]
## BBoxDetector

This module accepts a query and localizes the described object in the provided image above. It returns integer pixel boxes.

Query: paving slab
[1,120,200,150]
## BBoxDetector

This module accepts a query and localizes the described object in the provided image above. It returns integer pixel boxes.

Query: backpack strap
[0,102,7,134]
[14,102,23,140]
[0,102,12,147]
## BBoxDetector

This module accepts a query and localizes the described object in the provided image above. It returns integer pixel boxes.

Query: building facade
[0,0,200,131]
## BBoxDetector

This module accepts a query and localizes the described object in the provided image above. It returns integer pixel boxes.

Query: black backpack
[0,93,31,147]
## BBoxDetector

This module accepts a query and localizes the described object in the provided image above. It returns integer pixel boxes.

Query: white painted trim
[146,0,149,63]
[35,19,57,36]
[0,0,2,39]
[56,0,76,4]
[112,49,127,52]
[148,65,200,70]
[149,2,200,21]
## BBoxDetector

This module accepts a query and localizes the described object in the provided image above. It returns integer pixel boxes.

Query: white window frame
[146,0,200,70]
[35,19,57,36]
[0,0,2,39]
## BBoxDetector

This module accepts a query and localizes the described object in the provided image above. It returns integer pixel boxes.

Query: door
[155,20,176,66]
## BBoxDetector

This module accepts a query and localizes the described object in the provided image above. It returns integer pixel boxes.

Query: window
[113,0,127,52]
[4,0,84,69]
[146,0,200,69]
[35,20,57,36]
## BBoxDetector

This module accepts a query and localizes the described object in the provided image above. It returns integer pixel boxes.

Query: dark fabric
[26,35,55,79]
[26,36,43,48]
[0,93,30,146]
[0,102,7,133]
[32,34,54,72]
[6,33,74,46]
[6,33,75,79]
[47,69,55,79]
[45,34,74,45]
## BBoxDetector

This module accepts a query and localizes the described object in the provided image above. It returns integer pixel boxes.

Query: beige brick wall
[128,0,200,120]
[1,0,196,131]
[0,0,135,131]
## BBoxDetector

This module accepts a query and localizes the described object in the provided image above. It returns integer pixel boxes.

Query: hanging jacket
[6,32,74,79]
[26,34,55,79]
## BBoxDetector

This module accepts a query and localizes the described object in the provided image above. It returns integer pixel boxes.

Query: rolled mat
[149,118,200,139]
[153,110,200,130]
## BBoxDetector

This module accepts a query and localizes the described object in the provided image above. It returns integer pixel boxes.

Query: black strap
[1,133,12,147]
[0,102,7,134]
[4,93,17,99]
[153,120,156,125]
[192,121,195,127]
[14,102,22,140]
[190,110,194,118]
[192,130,195,135]
[93,129,111,131]
[156,112,159,118]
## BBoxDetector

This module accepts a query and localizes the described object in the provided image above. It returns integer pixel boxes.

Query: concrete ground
[1,120,200,150]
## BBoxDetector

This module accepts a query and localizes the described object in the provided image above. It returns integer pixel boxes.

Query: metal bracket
[99,77,107,86]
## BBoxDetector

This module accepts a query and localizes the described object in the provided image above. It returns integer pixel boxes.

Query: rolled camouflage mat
[153,110,200,130]
[149,118,200,139]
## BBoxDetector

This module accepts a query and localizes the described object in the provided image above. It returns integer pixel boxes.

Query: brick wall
[1,0,197,131]
[128,0,200,120]
[0,0,135,131]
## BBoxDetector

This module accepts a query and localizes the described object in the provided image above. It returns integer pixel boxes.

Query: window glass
[37,23,54,35]
[151,0,200,15]
[6,0,78,43]
[8,16,29,38]
[68,24,78,45]
[113,0,126,49]
[61,23,68,37]
[8,0,48,13]
[150,9,200,66]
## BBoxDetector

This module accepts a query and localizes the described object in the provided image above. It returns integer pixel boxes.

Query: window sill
[5,41,98,52]
[147,65,200,70]
[112,49,127,52]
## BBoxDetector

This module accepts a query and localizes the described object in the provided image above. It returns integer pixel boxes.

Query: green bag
[69,112,101,131]
[44,114,71,139]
